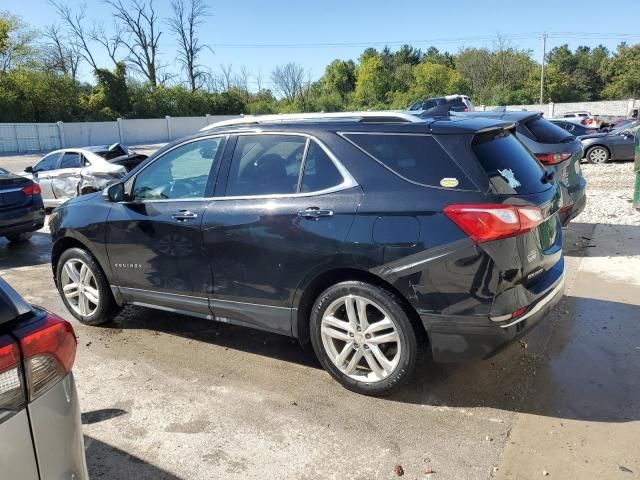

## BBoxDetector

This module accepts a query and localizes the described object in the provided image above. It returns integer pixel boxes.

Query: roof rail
[201,111,422,131]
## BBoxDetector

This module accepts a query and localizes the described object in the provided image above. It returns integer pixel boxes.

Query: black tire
[56,247,121,325]
[586,145,610,164]
[309,281,418,396]
[5,232,33,242]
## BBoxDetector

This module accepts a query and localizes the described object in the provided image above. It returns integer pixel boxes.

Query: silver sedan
[22,144,146,208]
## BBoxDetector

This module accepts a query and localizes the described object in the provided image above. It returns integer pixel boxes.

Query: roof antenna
[419,104,451,117]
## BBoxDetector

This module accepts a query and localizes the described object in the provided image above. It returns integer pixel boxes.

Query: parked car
[578,119,640,163]
[549,119,599,137]
[0,167,46,242]
[408,94,474,112]
[554,111,601,128]
[22,144,148,209]
[50,111,565,396]
[454,111,586,225]
[0,276,88,479]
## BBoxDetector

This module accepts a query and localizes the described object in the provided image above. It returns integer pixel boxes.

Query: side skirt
[112,286,295,337]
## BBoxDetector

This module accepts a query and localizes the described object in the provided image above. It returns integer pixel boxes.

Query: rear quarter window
[521,117,573,144]
[342,133,475,189]
[472,130,548,195]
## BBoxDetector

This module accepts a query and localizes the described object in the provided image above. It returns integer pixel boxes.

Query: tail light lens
[22,183,41,195]
[444,204,544,243]
[0,336,24,412]
[535,152,572,165]
[20,312,77,399]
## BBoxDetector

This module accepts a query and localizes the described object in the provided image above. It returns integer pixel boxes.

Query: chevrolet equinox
[50,111,565,396]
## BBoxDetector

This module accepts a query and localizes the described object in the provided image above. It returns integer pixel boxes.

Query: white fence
[0,115,240,153]
[476,98,639,118]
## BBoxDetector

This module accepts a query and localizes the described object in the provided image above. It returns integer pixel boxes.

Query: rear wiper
[541,168,555,184]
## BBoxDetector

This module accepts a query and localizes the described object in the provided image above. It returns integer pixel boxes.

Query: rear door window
[343,133,474,189]
[521,117,573,144]
[225,135,306,196]
[59,152,82,169]
[472,130,548,194]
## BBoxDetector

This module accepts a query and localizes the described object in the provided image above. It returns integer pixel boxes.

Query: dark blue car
[0,168,45,242]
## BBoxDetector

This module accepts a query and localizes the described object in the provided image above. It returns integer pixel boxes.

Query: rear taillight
[19,312,76,399]
[22,183,41,195]
[444,204,544,243]
[0,336,24,411]
[535,152,573,165]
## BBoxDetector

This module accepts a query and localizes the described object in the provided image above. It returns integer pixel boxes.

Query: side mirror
[24,166,34,173]
[103,182,126,202]
[621,130,633,137]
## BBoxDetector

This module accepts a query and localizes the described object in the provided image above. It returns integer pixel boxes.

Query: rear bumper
[0,206,45,236]
[421,269,565,362]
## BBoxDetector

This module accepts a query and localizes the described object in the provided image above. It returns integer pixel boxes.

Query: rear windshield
[472,130,548,194]
[343,133,474,189]
[521,117,573,144]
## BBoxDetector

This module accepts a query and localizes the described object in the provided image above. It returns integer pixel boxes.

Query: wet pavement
[1,218,639,479]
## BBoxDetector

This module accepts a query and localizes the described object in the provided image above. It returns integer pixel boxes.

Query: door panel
[201,188,362,333]
[105,137,224,313]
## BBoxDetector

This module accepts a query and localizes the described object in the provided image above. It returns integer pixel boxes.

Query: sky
[4,0,640,88]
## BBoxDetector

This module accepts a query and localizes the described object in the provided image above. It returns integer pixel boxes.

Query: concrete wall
[0,115,241,153]
[477,99,639,118]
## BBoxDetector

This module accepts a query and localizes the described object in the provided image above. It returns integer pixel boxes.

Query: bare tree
[90,22,123,66]
[104,0,163,87]
[254,67,264,92]
[42,24,81,78]
[219,63,234,91]
[50,1,99,70]
[167,0,211,92]
[270,62,305,103]
[236,65,251,92]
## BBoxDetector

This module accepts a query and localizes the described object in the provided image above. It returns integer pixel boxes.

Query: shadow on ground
[0,231,51,269]
[85,435,183,480]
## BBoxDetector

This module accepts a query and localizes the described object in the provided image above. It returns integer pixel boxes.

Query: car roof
[195,114,513,138]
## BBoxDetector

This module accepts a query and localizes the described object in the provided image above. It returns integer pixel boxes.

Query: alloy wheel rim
[590,148,607,163]
[320,294,402,383]
[61,259,100,317]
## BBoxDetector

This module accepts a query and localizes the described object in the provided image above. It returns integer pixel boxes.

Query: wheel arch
[293,267,427,347]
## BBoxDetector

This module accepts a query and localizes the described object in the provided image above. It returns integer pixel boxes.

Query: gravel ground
[578,161,640,225]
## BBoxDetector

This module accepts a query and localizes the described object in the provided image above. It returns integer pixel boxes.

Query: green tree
[601,43,640,99]
[322,59,356,100]
[354,54,388,107]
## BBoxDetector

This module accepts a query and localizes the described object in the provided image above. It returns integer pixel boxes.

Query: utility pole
[540,32,548,104]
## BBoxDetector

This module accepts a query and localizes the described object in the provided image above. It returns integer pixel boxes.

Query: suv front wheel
[310,281,418,396]
[56,247,121,325]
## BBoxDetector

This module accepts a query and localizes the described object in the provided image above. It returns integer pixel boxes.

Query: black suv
[50,112,565,396]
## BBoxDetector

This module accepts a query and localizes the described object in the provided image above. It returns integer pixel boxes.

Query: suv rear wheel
[310,281,418,396]
[56,248,120,325]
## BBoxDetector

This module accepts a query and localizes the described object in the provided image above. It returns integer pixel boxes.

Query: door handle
[172,210,198,221]
[297,207,334,219]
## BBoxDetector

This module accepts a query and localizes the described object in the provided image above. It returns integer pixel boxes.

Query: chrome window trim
[123,131,358,204]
